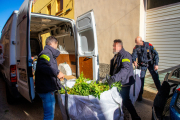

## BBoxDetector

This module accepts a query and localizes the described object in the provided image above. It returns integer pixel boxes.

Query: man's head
[113,39,123,54]
[46,36,58,49]
[135,36,143,45]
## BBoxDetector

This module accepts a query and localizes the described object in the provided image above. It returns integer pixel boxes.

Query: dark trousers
[120,86,141,120]
[139,64,161,99]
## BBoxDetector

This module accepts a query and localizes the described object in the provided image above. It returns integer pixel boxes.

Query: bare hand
[134,61,138,67]
[154,65,158,71]
[57,72,64,79]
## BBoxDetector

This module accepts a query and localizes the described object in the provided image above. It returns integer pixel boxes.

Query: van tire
[6,84,16,104]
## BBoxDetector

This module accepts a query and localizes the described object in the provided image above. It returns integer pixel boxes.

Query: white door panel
[16,0,35,102]
[76,10,99,80]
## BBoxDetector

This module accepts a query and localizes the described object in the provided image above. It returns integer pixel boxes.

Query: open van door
[76,10,99,80]
[16,0,35,102]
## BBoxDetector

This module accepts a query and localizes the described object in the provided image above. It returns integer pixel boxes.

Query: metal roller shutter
[146,3,180,72]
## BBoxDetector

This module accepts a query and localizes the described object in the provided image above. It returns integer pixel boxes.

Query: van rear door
[16,0,35,102]
[76,10,99,80]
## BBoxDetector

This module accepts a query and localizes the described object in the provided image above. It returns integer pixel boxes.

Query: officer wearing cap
[107,39,141,120]
[132,36,161,101]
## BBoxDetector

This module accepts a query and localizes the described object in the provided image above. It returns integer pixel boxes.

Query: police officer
[35,36,64,120]
[107,39,141,120]
[132,36,161,101]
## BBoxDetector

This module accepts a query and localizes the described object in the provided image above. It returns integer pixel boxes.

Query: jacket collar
[118,48,125,55]
[44,45,60,58]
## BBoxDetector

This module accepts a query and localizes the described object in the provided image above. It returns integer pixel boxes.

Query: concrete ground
[134,98,153,120]
[0,77,63,120]
[0,76,156,120]
[124,90,155,120]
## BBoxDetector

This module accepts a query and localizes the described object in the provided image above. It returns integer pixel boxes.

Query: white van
[0,0,99,103]
[0,11,19,104]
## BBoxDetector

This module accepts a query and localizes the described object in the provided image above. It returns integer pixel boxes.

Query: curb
[144,86,157,94]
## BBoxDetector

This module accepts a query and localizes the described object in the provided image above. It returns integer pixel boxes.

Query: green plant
[59,73,122,99]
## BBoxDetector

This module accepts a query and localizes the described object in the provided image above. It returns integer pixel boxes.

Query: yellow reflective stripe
[122,58,130,63]
[39,54,50,61]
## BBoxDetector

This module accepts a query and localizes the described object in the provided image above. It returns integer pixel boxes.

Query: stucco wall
[74,0,141,64]
[33,0,74,19]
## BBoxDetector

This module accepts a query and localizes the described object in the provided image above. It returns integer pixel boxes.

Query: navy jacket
[132,42,159,65]
[35,45,60,93]
[110,48,135,85]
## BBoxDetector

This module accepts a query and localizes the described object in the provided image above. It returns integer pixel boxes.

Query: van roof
[1,10,18,34]
[30,13,74,33]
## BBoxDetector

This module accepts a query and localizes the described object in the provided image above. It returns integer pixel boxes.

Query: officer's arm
[111,57,131,82]
[36,54,60,77]
[132,47,137,63]
[151,46,159,65]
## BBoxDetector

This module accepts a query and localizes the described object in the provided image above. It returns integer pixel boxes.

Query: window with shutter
[47,4,51,15]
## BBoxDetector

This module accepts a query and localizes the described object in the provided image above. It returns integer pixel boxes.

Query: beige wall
[139,0,146,40]
[74,0,141,64]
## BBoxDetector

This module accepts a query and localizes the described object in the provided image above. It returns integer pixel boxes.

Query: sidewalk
[144,70,172,90]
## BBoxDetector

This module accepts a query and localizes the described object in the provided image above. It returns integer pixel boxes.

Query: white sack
[130,69,141,104]
[58,84,124,120]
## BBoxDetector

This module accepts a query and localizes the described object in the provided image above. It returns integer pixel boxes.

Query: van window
[57,36,75,54]
[79,29,94,52]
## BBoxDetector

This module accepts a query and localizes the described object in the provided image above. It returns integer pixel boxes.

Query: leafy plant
[59,73,122,99]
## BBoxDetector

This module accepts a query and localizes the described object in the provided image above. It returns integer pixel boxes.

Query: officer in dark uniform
[132,36,161,101]
[35,36,64,120]
[107,39,141,120]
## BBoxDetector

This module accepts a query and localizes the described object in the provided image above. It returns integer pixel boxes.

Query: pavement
[0,77,63,120]
[0,76,155,120]
[123,90,155,120]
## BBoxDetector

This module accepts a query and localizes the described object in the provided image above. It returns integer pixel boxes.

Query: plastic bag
[58,82,124,120]
[130,69,141,104]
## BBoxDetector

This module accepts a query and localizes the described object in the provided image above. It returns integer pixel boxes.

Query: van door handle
[17,60,20,62]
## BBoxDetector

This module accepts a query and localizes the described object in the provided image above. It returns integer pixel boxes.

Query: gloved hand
[101,78,106,83]
[106,75,115,88]
[96,77,107,84]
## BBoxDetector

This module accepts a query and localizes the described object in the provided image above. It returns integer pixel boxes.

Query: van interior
[30,13,76,82]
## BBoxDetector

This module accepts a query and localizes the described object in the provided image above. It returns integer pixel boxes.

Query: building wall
[33,0,74,19]
[74,0,141,64]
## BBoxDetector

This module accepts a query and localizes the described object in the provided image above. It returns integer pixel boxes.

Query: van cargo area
[30,13,76,82]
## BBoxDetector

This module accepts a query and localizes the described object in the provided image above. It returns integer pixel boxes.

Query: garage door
[146,2,180,72]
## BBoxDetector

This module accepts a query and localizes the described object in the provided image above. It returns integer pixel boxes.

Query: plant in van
[59,72,122,99]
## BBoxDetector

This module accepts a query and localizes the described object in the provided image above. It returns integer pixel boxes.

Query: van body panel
[10,12,18,72]
[1,11,18,82]
[76,10,99,80]
[0,11,20,99]
[16,0,35,102]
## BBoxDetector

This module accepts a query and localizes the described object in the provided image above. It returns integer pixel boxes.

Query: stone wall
[99,63,110,79]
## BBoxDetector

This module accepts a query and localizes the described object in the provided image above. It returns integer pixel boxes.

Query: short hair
[114,39,123,46]
[46,36,58,45]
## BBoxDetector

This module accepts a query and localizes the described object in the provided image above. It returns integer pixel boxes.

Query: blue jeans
[38,92,56,120]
